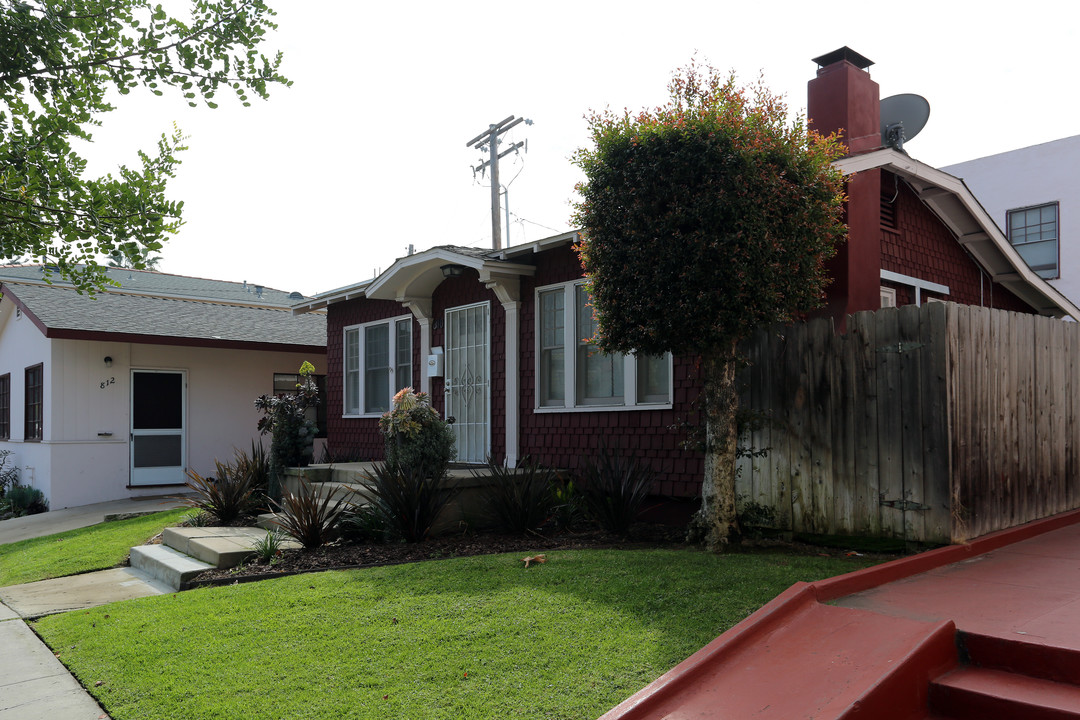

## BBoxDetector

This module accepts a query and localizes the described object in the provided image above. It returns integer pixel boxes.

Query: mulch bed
[187,523,895,588]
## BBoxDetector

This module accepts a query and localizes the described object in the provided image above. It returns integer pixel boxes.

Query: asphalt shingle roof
[1,268,325,348]
[0,265,306,306]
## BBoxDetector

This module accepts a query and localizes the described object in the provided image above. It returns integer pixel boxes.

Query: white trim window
[536,281,672,411]
[343,315,413,416]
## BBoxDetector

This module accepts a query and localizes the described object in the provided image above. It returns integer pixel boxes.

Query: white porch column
[502,300,520,467]
[416,317,432,395]
[401,298,433,395]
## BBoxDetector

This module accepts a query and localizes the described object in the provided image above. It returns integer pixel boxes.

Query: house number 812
[100,377,115,389]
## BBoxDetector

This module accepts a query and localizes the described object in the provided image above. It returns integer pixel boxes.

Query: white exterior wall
[944,135,1080,307]
[0,296,53,500]
[44,341,326,509]
[128,344,326,483]
[0,293,327,509]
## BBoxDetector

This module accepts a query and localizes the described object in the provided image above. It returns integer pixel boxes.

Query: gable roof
[0,267,325,352]
[292,152,1076,322]
[836,149,1080,319]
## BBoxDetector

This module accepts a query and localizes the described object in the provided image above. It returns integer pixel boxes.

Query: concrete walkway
[0,495,188,720]
[0,494,188,545]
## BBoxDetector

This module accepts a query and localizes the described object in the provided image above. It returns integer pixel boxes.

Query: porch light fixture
[441,264,465,279]
[104,356,113,367]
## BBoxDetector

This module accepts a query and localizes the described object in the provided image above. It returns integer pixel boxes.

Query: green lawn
[0,509,191,587]
[33,547,875,720]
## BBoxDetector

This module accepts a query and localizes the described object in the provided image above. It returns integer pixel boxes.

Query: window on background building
[536,281,672,410]
[343,316,413,416]
[0,374,9,439]
[25,364,42,441]
[1008,202,1059,279]
[273,372,328,439]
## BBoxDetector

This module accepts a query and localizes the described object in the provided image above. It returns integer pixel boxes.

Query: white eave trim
[291,280,372,315]
[494,230,580,260]
[835,149,1080,320]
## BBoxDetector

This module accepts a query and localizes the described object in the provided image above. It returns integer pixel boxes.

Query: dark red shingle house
[293,48,1076,500]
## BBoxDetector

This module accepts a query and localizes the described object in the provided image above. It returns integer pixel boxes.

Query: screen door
[444,303,490,463]
[130,370,186,485]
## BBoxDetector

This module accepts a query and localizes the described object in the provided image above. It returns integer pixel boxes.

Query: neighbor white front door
[130,370,187,486]
[444,302,490,464]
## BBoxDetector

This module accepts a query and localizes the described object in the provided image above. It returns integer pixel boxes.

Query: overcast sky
[75,1,1080,297]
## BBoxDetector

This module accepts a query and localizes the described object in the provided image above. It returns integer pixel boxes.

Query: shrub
[255,361,320,496]
[737,495,779,540]
[181,460,262,525]
[0,449,17,496]
[551,476,584,531]
[580,446,655,535]
[184,510,214,528]
[7,484,48,516]
[337,505,393,544]
[379,388,455,479]
[271,478,349,549]
[319,444,367,464]
[251,529,289,563]
[355,461,460,543]
[477,457,557,534]
[232,442,271,507]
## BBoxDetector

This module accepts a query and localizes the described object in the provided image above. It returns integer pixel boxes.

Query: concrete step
[255,513,278,531]
[129,544,213,591]
[930,667,1080,719]
[162,526,297,569]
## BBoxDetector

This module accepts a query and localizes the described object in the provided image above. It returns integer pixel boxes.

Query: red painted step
[960,631,1080,686]
[930,667,1080,719]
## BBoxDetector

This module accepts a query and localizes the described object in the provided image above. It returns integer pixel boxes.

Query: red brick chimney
[808,47,881,154]
[808,47,883,327]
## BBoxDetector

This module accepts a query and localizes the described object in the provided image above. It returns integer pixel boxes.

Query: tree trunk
[692,339,741,551]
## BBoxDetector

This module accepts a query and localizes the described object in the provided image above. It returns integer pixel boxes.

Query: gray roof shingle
[1,269,325,349]
[0,265,306,306]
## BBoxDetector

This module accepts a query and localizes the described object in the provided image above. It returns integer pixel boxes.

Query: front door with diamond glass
[130,370,186,485]
[444,303,490,464]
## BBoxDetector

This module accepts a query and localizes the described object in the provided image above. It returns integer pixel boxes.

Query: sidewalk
[0,618,110,719]
[0,495,187,720]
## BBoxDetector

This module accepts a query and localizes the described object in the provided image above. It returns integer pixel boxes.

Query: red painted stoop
[599,583,957,720]
[927,633,1080,719]
[600,510,1080,720]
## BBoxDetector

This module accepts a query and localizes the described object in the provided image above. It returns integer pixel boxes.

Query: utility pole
[467,115,530,250]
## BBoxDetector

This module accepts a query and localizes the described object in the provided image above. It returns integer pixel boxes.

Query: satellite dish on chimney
[880,94,930,153]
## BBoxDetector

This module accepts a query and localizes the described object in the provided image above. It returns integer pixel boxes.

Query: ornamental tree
[573,62,847,550]
[0,0,288,291]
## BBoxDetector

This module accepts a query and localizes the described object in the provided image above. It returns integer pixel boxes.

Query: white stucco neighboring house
[0,266,327,510]
[943,135,1080,307]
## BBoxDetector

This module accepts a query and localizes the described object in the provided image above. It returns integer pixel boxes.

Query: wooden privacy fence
[736,301,1080,545]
